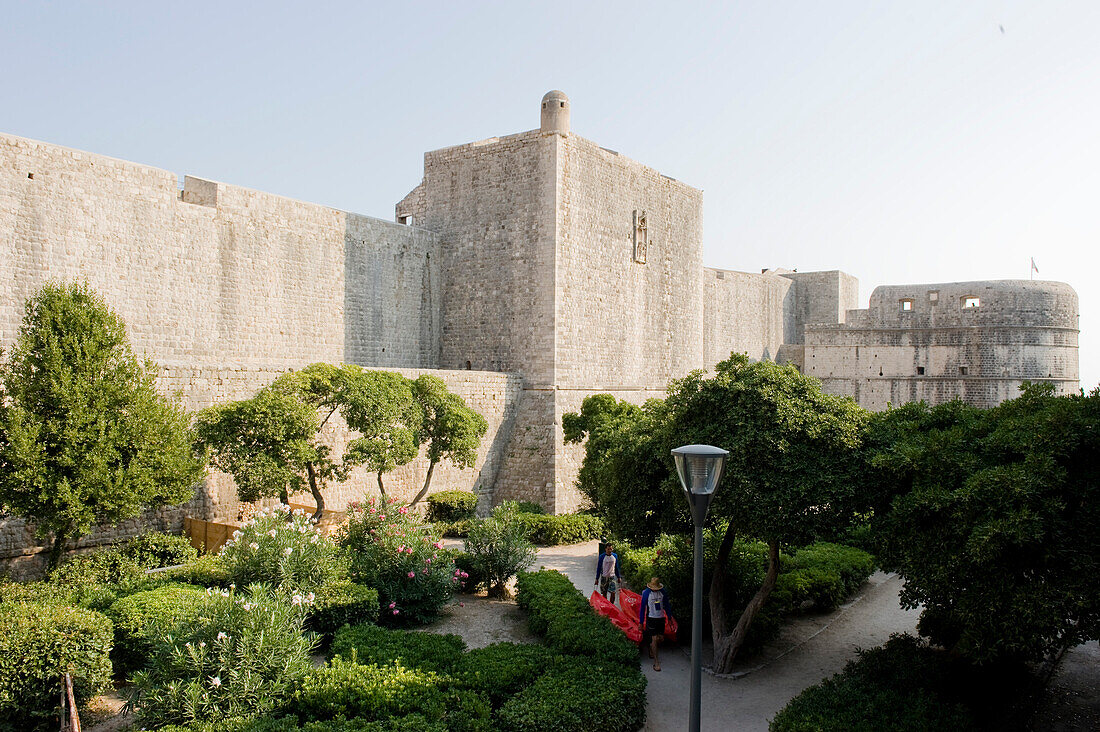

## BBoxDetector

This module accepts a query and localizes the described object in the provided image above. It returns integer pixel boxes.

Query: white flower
[267,529,278,538]
[249,542,259,550]
[284,547,293,556]
[232,530,242,539]
[310,535,319,544]
[307,592,315,604]
[198,641,206,648]
[210,675,222,688]
[291,594,304,606]
[242,602,253,611]
[217,632,228,641]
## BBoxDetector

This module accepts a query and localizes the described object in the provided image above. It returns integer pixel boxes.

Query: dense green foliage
[125,585,317,727]
[219,508,340,592]
[453,642,560,708]
[106,583,208,674]
[0,282,205,567]
[865,384,1100,663]
[160,554,232,588]
[407,374,488,506]
[0,601,114,731]
[496,656,646,732]
[565,354,869,671]
[338,496,462,625]
[425,489,480,522]
[770,636,980,731]
[116,531,198,568]
[516,512,604,546]
[305,580,379,635]
[330,623,467,674]
[515,569,638,666]
[463,501,537,596]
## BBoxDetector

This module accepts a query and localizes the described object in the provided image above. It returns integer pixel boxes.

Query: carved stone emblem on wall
[633,209,648,264]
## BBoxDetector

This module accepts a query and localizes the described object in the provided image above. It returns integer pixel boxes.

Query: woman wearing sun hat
[639,577,670,671]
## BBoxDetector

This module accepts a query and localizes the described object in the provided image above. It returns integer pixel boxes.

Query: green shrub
[497,656,646,732]
[330,623,467,674]
[220,509,341,592]
[106,583,208,674]
[125,585,317,727]
[160,554,232,588]
[425,490,479,522]
[514,501,545,515]
[517,513,603,546]
[454,642,560,707]
[0,601,114,732]
[436,518,474,538]
[48,547,151,607]
[290,657,491,730]
[770,635,977,731]
[515,570,637,666]
[156,714,452,732]
[118,531,198,568]
[338,496,461,626]
[464,503,537,596]
[305,581,379,635]
[453,551,486,593]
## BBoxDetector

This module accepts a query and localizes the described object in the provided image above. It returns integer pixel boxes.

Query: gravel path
[536,540,920,732]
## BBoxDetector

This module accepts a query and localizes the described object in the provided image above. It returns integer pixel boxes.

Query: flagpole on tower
[1030,257,1039,280]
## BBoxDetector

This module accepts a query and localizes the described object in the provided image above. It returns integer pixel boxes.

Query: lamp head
[672,444,729,524]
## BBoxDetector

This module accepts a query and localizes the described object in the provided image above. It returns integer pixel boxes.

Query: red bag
[589,591,643,643]
[620,588,678,643]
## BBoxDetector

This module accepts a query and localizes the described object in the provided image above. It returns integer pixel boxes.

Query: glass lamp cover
[672,445,728,496]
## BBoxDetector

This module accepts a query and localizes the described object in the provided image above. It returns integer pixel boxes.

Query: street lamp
[672,444,729,732]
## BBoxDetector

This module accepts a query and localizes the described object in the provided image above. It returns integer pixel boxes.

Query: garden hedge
[453,641,560,707]
[496,656,646,732]
[0,601,114,732]
[105,583,208,674]
[515,569,638,666]
[330,623,468,674]
[517,513,603,546]
[426,490,479,522]
[305,581,379,635]
[770,635,977,731]
[160,554,232,587]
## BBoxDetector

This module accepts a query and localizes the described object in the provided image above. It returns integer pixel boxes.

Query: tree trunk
[377,470,387,497]
[711,538,781,674]
[47,532,68,570]
[406,460,438,507]
[305,462,325,522]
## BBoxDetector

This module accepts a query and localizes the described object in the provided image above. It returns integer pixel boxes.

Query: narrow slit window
[917,366,925,375]
[962,296,980,309]
[959,366,969,375]
[900,299,913,312]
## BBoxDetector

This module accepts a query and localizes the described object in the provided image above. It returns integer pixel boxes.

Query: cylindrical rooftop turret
[541,90,570,134]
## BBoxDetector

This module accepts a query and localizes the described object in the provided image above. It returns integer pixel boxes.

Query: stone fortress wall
[0,90,1082,565]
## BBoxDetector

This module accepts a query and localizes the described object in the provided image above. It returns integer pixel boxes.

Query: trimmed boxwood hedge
[515,570,638,666]
[517,514,603,546]
[305,581,379,636]
[496,656,646,732]
[105,583,208,674]
[0,601,114,732]
[157,712,452,732]
[159,554,232,587]
[330,623,467,674]
[453,641,561,707]
[426,490,479,522]
[770,635,978,731]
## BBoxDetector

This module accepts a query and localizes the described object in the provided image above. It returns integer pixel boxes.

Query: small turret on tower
[540,90,570,134]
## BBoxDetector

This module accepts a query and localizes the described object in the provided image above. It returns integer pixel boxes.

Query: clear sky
[2,1,1097,390]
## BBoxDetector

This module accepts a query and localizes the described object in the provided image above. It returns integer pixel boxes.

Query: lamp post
[672,444,729,732]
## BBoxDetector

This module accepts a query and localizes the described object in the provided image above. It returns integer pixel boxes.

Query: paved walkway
[536,540,920,732]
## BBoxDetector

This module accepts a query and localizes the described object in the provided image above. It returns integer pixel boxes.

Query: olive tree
[406,374,488,507]
[0,282,204,568]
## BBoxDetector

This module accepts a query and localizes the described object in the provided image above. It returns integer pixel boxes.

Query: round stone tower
[540,90,570,134]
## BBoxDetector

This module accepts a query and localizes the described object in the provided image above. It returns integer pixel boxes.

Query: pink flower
[459,602,465,607]
[407,571,416,578]
[393,609,400,615]
[461,571,469,578]
[388,602,396,609]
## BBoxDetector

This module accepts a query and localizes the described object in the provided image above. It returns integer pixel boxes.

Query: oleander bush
[452,551,486,593]
[515,569,638,666]
[125,585,316,727]
[770,635,978,731]
[496,656,646,732]
[329,623,467,674]
[425,490,479,522]
[516,513,603,546]
[0,601,114,732]
[454,642,560,708]
[220,508,341,592]
[105,583,208,674]
[338,496,463,625]
[118,531,199,568]
[305,581,379,635]
[289,656,491,730]
[463,502,537,596]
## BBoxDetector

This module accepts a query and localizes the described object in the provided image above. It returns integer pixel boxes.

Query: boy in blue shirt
[594,543,621,600]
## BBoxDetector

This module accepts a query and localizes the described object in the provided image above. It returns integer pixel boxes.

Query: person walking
[594,543,622,601]
[639,577,669,671]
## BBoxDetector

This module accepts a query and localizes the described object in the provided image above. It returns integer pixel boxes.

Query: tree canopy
[0,282,204,567]
[866,383,1100,663]
[406,374,488,507]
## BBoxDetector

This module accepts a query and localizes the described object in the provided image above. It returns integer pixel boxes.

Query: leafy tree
[196,365,422,518]
[564,354,867,672]
[0,282,204,568]
[406,374,488,507]
[867,383,1100,663]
